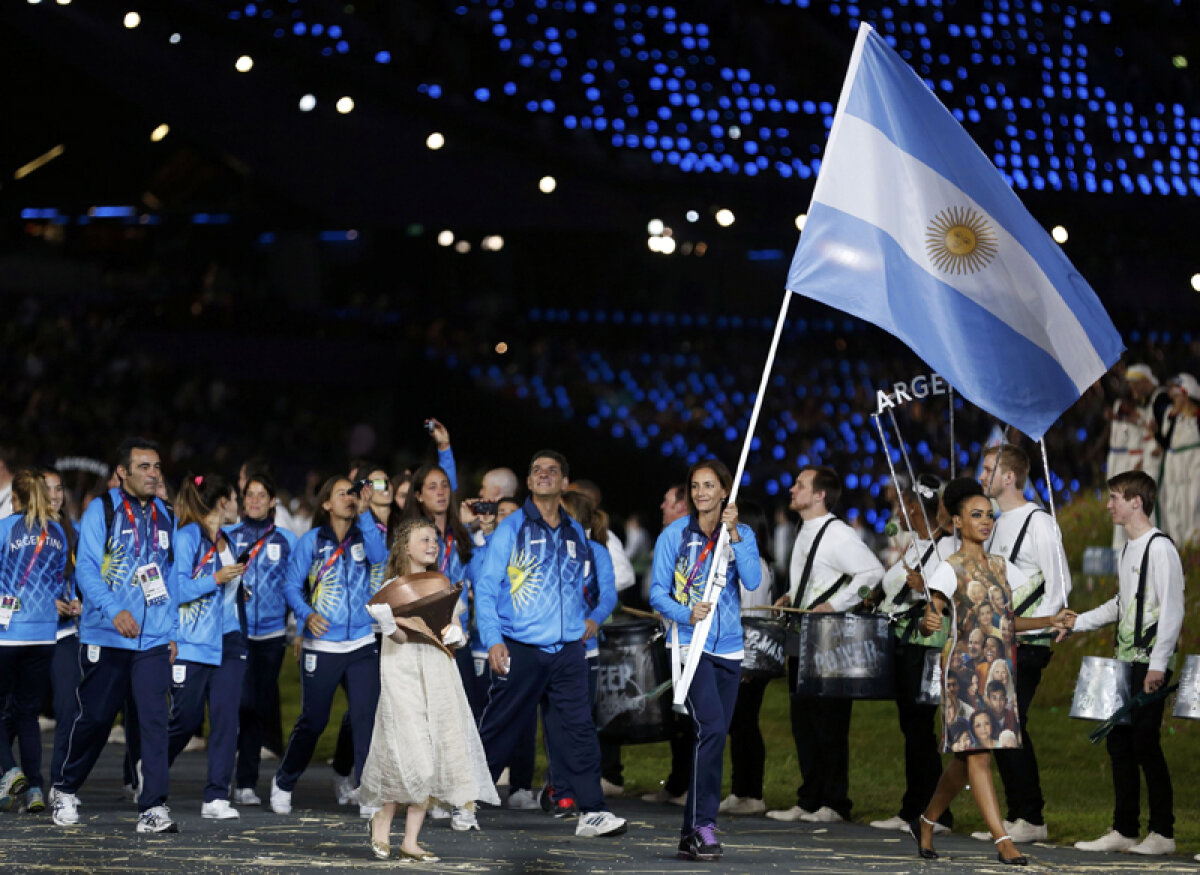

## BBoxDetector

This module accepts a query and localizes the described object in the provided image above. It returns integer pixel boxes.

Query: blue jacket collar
[522,496,574,531]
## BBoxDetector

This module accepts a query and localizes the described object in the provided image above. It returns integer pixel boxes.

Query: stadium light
[686,210,699,223]
[539,175,557,194]
[150,124,169,142]
[426,132,445,150]
[124,11,140,28]
[235,55,254,73]
[647,219,664,235]
[715,208,735,227]
[298,94,316,112]
[336,96,355,114]
[1191,273,1200,292]
[454,240,471,254]
[437,230,454,247]
[1051,225,1068,244]
[795,213,808,231]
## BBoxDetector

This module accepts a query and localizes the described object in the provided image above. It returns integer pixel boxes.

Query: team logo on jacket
[101,544,134,590]
[304,653,317,674]
[566,540,576,560]
[351,543,365,563]
[268,543,281,562]
[507,548,544,611]
[173,664,187,685]
[87,645,101,664]
[158,530,170,550]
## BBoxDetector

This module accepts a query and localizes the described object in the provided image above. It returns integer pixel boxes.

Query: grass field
[278,494,1200,855]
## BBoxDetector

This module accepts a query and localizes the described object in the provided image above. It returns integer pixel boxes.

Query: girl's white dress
[358,634,499,809]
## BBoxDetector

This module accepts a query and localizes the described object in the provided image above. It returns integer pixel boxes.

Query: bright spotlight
[795,213,808,231]
[715,209,735,227]
[647,237,663,253]
[728,126,741,140]
[123,11,141,28]
[1051,225,1068,244]
[1191,273,1200,293]
[659,236,677,254]
[150,124,170,142]
[335,96,355,114]
[235,55,254,73]
[647,218,664,236]
[56,0,72,5]
[685,210,700,223]
[454,240,471,254]
[298,94,317,112]
[481,235,505,252]
[538,175,557,194]
[426,132,445,150]
[169,32,181,44]
[437,230,454,247]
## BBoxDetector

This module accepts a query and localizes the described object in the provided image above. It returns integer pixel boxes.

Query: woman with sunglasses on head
[910,478,1073,866]
[227,471,297,806]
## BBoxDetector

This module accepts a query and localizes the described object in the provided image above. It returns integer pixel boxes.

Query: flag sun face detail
[925,206,999,275]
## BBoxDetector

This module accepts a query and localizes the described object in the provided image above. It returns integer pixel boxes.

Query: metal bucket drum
[1172,654,1200,720]
[1069,656,1133,724]
[594,619,672,744]
[741,616,787,680]
[791,613,895,699]
[915,646,942,706]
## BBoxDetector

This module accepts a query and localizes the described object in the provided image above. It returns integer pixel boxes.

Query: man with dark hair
[977,444,1071,843]
[475,451,626,838]
[53,438,179,833]
[767,465,883,824]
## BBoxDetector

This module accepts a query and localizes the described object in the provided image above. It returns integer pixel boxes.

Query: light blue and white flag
[787,24,1123,440]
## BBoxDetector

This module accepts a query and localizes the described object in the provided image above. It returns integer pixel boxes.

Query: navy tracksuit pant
[479,638,604,813]
[275,643,379,792]
[49,634,83,787]
[681,653,740,835]
[236,636,287,790]
[0,644,55,789]
[55,643,171,812]
[167,632,247,803]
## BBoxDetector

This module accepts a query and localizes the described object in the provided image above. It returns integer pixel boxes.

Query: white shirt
[878,536,949,613]
[1074,528,1185,672]
[605,530,637,593]
[985,501,1071,623]
[0,485,11,519]
[787,513,884,612]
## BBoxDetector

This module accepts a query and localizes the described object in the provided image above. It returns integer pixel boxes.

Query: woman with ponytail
[166,474,247,820]
[0,469,69,811]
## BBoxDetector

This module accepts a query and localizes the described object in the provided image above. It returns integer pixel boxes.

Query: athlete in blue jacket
[475,450,627,839]
[227,471,297,805]
[270,476,386,816]
[165,474,248,821]
[0,470,69,812]
[53,438,179,834]
[650,458,761,862]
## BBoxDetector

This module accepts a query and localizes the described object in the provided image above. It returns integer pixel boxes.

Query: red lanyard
[121,497,158,560]
[17,528,49,590]
[314,536,351,584]
[681,528,720,601]
[244,524,276,565]
[440,529,454,574]
[192,536,222,579]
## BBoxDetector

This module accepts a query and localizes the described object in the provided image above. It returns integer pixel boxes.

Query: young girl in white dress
[361,518,498,861]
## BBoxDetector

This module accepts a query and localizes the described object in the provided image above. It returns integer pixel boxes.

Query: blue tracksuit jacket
[0,514,69,644]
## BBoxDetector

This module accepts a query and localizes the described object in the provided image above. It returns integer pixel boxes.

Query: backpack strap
[1133,532,1172,650]
[1008,507,1048,565]
[790,518,838,609]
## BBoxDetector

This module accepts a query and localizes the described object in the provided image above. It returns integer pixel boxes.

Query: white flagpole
[673,289,793,706]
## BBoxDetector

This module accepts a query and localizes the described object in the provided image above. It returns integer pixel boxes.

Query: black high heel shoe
[908,816,939,860]
[995,835,1028,866]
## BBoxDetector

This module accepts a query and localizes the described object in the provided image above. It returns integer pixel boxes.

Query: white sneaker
[766,805,813,822]
[800,806,844,823]
[200,799,240,820]
[0,768,29,810]
[136,805,178,833]
[1075,830,1138,852]
[869,815,910,831]
[496,767,510,787]
[640,788,686,806]
[429,804,451,820]
[506,789,539,810]
[724,796,766,816]
[269,778,292,815]
[575,811,628,837]
[332,772,356,806]
[451,807,479,831]
[259,746,279,761]
[1129,832,1176,855]
[600,778,625,797]
[51,791,80,826]
[233,788,261,806]
[182,735,207,753]
[107,725,126,745]
[359,803,380,819]
[38,716,56,733]
[1007,818,1048,843]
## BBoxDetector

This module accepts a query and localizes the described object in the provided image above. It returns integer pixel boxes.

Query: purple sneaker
[677,825,722,861]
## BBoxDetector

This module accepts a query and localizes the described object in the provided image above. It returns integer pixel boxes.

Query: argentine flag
[787,24,1123,440]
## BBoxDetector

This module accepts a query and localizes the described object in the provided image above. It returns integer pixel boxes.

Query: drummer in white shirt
[766,466,884,824]
[1066,470,1185,857]
[976,444,1071,844]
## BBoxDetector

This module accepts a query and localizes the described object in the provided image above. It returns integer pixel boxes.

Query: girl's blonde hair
[13,468,56,531]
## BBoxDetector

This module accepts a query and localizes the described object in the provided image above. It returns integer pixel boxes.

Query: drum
[1069,656,1133,724]
[1171,654,1200,720]
[594,619,672,744]
[791,613,895,699]
[741,616,787,680]
[915,646,943,706]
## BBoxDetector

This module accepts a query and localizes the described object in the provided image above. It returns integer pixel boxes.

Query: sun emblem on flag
[925,206,998,274]
[507,548,544,611]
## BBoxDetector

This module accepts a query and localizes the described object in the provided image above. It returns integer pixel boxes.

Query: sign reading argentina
[787,24,1123,440]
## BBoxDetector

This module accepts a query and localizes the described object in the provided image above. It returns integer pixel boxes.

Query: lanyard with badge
[309,535,351,603]
[125,497,169,607]
[440,529,455,574]
[0,528,48,630]
[679,528,720,605]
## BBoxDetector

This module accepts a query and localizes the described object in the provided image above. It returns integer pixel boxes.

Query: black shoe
[998,852,1029,866]
[908,818,938,860]
[552,797,579,820]
[677,825,722,862]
